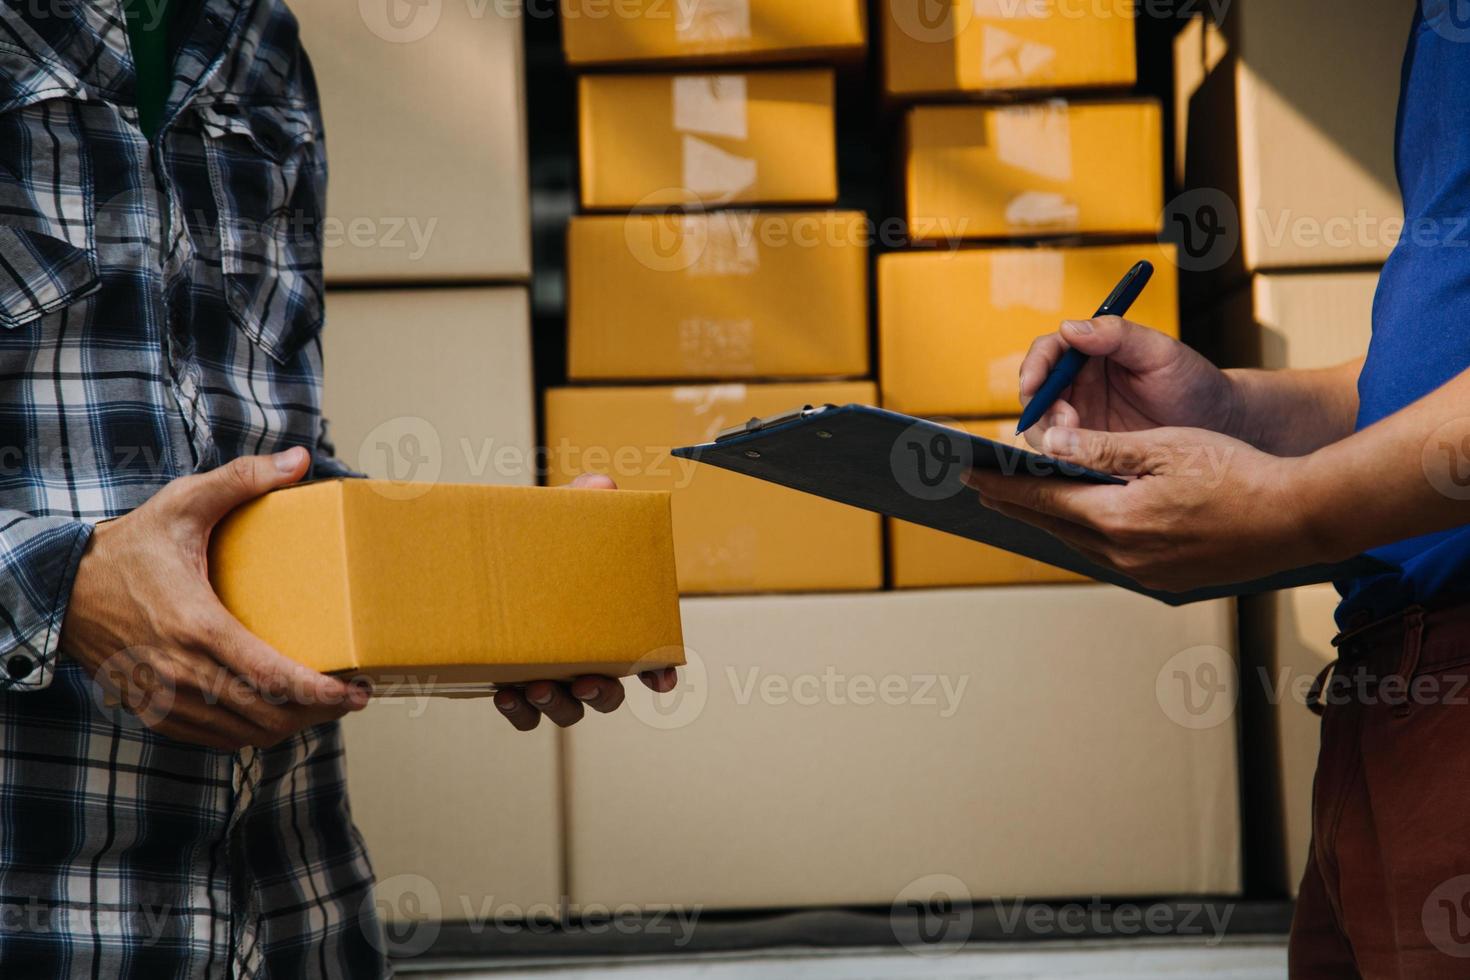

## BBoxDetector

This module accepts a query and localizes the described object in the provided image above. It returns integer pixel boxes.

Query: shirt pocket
[0,96,102,330]
[197,101,326,364]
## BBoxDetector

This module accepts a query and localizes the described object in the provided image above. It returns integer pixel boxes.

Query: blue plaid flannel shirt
[0,1,388,976]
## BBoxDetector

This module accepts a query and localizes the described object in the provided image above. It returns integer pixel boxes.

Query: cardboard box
[1174,3,1407,295]
[879,243,1180,416]
[343,698,563,928]
[567,211,869,380]
[1197,270,1378,371]
[210,480,684,692]
[322,288,535,486]
[544,382,883,594]
[579,70,837,209]
[565,589,1242,909]
[1239,585,1339,896]
[889,419,1090,589]
[883,0,1136,97]
[293,0,530,282]
[906,100,1164,241]
[561,0,867,66]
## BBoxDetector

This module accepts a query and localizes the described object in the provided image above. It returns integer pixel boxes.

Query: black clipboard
[672,403,1388,606]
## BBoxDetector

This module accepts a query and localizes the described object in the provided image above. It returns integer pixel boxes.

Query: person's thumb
[176,447,310,528]
[1041,426,1161,477]
[1059,316,1181,374]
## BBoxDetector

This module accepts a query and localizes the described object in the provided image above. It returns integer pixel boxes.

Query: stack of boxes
[552,2,1240,917]
[292,4,560,920]
[878,3,1177,588]
[1174,0,1411,895]
[546,2,880,594]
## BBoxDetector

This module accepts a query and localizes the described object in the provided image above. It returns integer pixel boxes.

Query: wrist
[1277,448,1362,565]
[1220,370,1263,448]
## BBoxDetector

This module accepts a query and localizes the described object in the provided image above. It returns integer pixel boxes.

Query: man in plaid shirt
[0,2,674,976]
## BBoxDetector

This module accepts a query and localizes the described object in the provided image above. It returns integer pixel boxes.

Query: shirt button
[6,655,34,680]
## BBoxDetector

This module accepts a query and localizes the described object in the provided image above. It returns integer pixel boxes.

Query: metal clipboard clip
[714,404,834,443]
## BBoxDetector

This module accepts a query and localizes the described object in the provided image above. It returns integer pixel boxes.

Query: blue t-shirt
[1336,4,1470,627]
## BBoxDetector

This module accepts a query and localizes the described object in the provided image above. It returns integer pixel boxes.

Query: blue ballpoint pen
[1015,260,1155,435]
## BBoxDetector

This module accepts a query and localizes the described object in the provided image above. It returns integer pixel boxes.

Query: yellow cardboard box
[579,70,837,209]
[888,419,1090,589]
[1175,4,1407,297]
[879,242,1180,417]
[209,480,685,693]
[565,589,1241,909]
[906,100,1163,241]
[293,0,530,282]
[1198,270,1378,371]
[561,0,867,66]
[568,211,869,380]
[544,382,883,594]
[883,0,1136,97]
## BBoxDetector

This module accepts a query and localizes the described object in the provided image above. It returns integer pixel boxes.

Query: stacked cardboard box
[1174,0,1408,897]
[880,6,1165,590]
[292,5,553,923]
[566,589,1242,908]
[552,1,881,595]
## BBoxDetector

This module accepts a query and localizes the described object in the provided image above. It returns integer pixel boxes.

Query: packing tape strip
[677,318,757,375]
[990,249,1065,311]
[980,24,1057,82]
[681,212,760,277]
[673,74,748,139]
[675,0,751,44]
[682,134,758,201]
[994,99,1073,181]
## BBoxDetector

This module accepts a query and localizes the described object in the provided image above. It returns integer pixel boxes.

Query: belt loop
[1393,606,1427,719]
[1307,660,1338,717]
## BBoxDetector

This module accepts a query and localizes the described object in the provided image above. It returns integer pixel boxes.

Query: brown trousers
[1290,602,1470,978]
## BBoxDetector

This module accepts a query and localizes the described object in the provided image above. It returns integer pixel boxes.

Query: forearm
[1224,358,1363,456]
[1294,365,1470,562]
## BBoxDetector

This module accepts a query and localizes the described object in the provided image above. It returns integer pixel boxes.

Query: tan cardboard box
[879,243,1180,416]
[1239,585,1339,896]
[567,211,869,380]
[343,698,563,928]
[210,480,685,692]
[906,100,1164,241]
[1174,4,1408,295]
[322,288,535,486]
[1198,271,1378,371]
[889,420,1089,589]
[544,382,883,594]
[883,0,1136,97]
[579,70,837,209]
[294,1,529,282]
[565,589,1242,909]
[561,0,867,66]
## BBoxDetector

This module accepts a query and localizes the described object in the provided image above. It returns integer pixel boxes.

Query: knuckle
[222,455,258,495]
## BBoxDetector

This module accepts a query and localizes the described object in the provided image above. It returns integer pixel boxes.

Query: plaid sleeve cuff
[0,516,93,693]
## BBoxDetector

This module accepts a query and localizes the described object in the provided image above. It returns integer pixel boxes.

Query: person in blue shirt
[972,6,1470,976]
